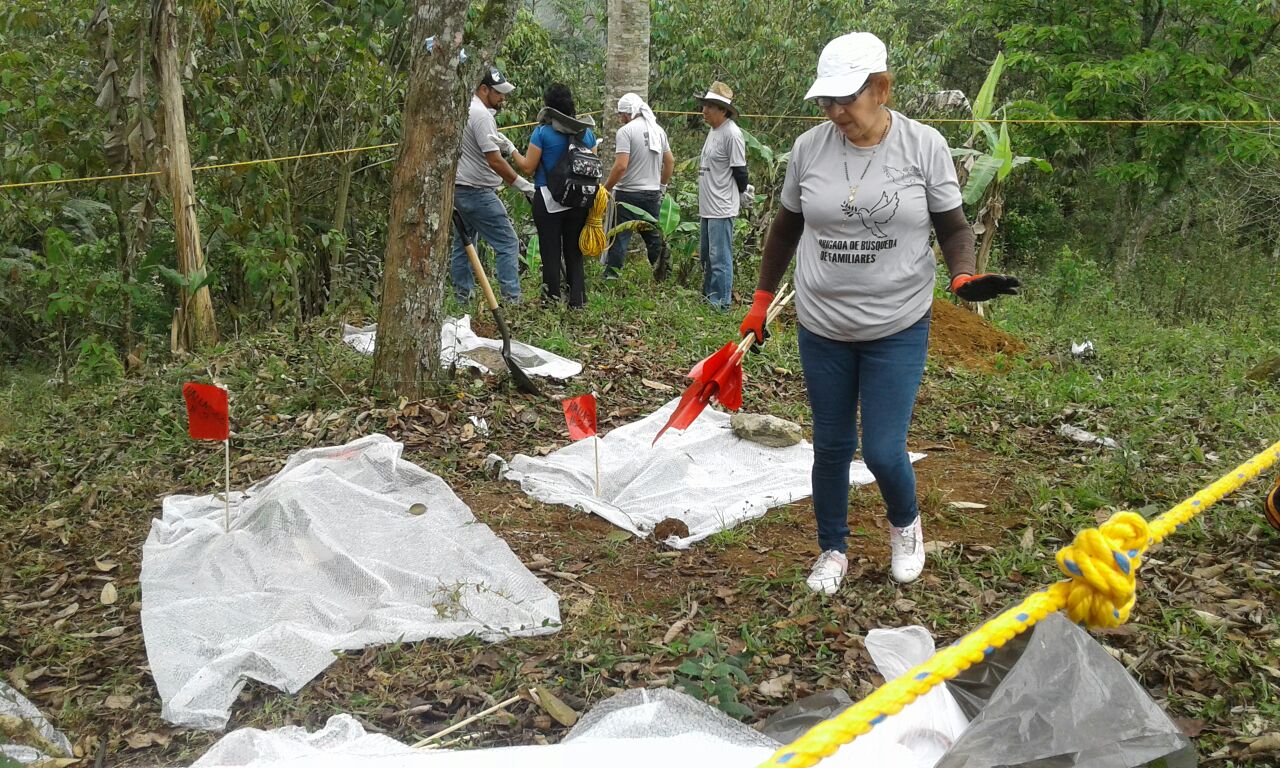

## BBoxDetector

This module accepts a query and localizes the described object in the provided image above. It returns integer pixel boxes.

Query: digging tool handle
[453,212,501,312]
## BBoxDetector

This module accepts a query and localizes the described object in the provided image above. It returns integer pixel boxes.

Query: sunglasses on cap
[814,82,870,109]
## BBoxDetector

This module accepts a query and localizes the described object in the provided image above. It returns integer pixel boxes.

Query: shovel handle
[453,210,501,311]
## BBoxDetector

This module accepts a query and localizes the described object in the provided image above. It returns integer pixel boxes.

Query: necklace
[841,108,892,228]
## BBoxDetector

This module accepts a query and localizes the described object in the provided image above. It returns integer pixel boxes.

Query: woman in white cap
[738,32,1020,593]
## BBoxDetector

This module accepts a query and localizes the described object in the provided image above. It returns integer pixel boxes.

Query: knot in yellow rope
[579,187,610,258]
[1055,511,1150,627]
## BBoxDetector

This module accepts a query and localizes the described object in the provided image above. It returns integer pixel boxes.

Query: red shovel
[652,289,794,445]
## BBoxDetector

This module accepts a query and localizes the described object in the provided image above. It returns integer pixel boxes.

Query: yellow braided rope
[760,437,1280,768]
[0,115,580,192]
[652,109,1280,125]
[579,186,610,258]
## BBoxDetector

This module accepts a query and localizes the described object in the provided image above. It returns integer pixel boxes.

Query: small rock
[730,413,803,448]
[1247,356,1280,384]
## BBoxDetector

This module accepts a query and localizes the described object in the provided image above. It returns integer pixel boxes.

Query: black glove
[950,273,1021,302]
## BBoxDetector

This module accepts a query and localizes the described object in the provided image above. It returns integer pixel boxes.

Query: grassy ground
[1,255,1277,765]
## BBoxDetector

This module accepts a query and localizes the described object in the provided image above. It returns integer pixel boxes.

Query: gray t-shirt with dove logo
[780,111,962,342]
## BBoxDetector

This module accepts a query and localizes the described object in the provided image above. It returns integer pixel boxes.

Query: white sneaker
[889,517,926,584]
[806,550,848,595]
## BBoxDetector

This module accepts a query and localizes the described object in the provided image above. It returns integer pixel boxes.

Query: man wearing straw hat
[696,81,751,310]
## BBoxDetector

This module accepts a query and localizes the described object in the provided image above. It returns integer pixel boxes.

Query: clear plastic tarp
[504,399,923,547]
[341,317,581,380]
[141,435,561,731]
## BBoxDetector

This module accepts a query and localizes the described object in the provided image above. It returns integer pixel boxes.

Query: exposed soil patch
[929,298,1027,371]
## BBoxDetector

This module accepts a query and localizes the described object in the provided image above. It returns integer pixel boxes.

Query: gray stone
[1247,355,1280,384]
[730,412,803,448]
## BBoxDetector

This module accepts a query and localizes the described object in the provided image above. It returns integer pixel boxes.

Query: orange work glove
[738,290,774,353]
[949,273,1021,302]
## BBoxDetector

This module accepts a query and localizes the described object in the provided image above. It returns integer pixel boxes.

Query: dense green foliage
[1,0,1278,377]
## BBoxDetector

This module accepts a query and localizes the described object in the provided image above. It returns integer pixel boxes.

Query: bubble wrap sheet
[505,399,924,547]
[141,434,561,732]
[1,681,74,765]
[187,689,912,767]
[341,317,582,380]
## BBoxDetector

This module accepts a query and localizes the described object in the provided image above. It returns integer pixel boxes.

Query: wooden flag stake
[592,390,600,497]
[223,437,231,533]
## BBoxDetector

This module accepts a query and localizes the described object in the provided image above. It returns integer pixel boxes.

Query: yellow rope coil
[579,186,610,258]
[759,438,1280,768]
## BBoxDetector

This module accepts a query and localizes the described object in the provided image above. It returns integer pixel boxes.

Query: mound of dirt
[929,298,1026,370]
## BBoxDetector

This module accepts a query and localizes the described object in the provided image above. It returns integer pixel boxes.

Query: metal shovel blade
[452,210,541,396]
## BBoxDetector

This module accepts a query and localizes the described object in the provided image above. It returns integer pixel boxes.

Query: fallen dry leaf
[38,573,68,599]
[922,540,954,555]
[948,501,987,510]
[105,694,134,709]
[530,686,579,727]
[100,582,118,605]
[125,731,171,750]
[1245,732,1280,755]
[662,618,689,644]
[640,378,673,392]
[757,673,793,698]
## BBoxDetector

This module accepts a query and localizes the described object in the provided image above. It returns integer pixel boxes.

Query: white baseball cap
[804,32,888,100]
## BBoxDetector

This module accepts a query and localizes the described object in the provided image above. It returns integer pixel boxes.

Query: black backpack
[547,130,602,208]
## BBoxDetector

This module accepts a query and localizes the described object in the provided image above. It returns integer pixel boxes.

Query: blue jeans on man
[798,311,931,554]
[699,216,734,309]
[450,185,522,303]
[605,190,664,278]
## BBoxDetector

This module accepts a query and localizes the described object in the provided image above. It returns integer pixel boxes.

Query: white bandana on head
[617,92,662,153]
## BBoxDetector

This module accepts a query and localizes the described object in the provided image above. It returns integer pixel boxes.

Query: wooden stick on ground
[410,695,523,749]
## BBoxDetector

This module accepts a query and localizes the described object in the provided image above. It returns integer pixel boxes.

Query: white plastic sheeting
[863,626,971,766]
[504,399,924,548]
[187,689,914,768]
[1,680,74,765]
[141,434,561,732]
[341,317,582,380]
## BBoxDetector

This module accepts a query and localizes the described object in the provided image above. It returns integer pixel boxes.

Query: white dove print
[842,191,900,237]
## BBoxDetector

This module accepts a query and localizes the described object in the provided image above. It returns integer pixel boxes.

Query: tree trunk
[152,0,217,352]
[372,0,521,399]
[603,0,650,159]
[962,183,1004,318]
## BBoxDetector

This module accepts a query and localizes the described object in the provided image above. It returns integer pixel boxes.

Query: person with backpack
[450,67,536,305]
[497,84,601,308]
[602,93,675,281]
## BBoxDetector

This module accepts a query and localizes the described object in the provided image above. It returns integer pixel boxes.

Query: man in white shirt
[450,67,536,304]
[696,81,751,309]
[603,93,675,280]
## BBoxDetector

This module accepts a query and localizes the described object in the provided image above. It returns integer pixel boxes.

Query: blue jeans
[450,186,522,302]
[699,216,734,309]
[799,311,931,553]
[605,190,663,276]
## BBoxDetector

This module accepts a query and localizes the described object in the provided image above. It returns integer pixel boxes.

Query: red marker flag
[561,393,597,441]
[183,382,230,440]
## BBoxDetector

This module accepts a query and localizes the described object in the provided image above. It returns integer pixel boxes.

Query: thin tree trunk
[961,184,1004,318]
[603,0,650,161]
[372,0,521,399]
[152,0,217,352]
